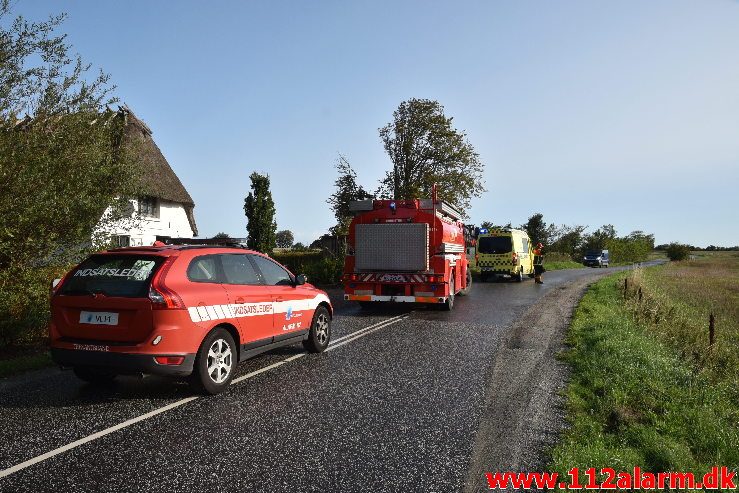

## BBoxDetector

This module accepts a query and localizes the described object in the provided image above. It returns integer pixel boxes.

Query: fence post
[638,287,642,302]
[709,313,715,347]
[623,278,628,298]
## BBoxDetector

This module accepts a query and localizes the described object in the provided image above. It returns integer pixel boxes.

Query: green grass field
[550,252,739,480]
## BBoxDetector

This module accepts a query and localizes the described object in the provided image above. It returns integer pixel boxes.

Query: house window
[114,235,131,247]
[139,197,159,217]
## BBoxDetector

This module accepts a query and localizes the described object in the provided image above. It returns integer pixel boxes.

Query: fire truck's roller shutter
[355,223,429,271]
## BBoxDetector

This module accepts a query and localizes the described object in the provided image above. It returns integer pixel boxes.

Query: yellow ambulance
[476,228,535,282]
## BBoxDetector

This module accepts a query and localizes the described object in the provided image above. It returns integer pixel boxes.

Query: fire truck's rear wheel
[443,276,455,311]
[459,269,472,295]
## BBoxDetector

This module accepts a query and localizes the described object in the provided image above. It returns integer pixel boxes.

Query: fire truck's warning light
[479,228,489,234]
[389,201,397,211]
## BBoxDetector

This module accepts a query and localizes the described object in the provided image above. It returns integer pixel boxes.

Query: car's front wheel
[192,328,236,395]
[303,306,331,353]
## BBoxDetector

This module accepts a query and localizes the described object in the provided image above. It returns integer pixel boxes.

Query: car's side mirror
[295,274,307,286]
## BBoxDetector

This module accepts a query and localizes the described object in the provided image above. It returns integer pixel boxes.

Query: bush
[271,251,343,286]
[0,265,69,347]
[665,243,691,261]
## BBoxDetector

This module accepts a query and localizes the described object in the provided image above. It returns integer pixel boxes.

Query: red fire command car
[50,245,332,394]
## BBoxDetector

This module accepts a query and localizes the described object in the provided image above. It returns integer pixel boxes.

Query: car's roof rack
[107,238,253,253]
[173,244,250,250]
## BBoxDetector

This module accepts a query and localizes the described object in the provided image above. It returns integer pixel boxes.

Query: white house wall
[96,198,194,246]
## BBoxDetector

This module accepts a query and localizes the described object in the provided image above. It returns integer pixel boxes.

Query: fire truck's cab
[342,196,471,311]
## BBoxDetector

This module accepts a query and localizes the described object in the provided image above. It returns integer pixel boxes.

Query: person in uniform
[533,242,545,284]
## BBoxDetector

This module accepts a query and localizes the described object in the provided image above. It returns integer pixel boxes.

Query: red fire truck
[342,192,472,310]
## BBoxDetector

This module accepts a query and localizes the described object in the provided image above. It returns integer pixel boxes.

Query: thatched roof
[120,107,198,235]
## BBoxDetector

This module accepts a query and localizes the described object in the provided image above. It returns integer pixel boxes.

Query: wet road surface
[0,265,647,492]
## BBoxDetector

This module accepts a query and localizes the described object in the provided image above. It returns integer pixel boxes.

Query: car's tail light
[50,272,71,297]
[154,356,184,365]
[149,257,184,310]
[512,252,519,264]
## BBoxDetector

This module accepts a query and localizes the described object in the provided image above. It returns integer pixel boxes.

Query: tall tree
[522,213,549,245]
[0,1,115,118]
[244,172,277,253]
[326,154,371,235]
[377,98,485,212]
[581,224,618,252]
[480,220,512,230]
[0,3,139,346]
[275,230,295,249]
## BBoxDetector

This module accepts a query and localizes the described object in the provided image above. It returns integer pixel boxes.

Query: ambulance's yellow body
[476,228,534,281]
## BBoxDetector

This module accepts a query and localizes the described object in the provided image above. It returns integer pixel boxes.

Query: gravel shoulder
[462,275,602,492]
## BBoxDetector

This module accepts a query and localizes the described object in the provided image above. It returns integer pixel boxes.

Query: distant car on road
[50,244,332,394]
[582,249,609,268]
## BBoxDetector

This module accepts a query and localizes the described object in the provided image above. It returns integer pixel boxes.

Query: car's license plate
[79,311,119,325]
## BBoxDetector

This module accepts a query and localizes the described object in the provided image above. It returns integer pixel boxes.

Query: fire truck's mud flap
[345,294,446,304]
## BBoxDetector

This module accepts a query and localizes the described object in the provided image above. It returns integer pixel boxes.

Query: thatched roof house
[120,107,197,236]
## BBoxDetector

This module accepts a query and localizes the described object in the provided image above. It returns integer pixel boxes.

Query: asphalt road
[0,264,650,492]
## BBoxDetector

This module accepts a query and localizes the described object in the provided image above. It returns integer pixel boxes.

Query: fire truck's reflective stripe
[345,294,446,303]
[354,273,429,283]
[187,294,331,323]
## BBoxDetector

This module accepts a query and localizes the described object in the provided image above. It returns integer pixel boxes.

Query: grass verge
[544,260,583,271]
[550,261,739,480]
[0,350,53,379]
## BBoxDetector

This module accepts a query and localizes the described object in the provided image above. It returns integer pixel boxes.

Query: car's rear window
[478,236,513,254]
[60,255,164,297]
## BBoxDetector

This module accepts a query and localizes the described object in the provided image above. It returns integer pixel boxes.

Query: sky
[12,0,739,247]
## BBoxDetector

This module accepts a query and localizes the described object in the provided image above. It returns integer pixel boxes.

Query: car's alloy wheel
[304,306,331,353]
[192,328,237,395]
[207,338,233,384]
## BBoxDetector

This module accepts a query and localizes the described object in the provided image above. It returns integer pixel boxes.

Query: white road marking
[0,395,198,479]
[0,313,410,480]
[330,314,406,344]
[326,316,409,352]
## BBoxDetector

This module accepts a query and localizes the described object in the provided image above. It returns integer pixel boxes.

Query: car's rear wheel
[303,306,331,353]
[192,328,236,395]
[480,271,489,282]
[73,366,116,385]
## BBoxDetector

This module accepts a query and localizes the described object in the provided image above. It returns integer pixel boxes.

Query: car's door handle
[275,297,284,302]
[235,297,245,304]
